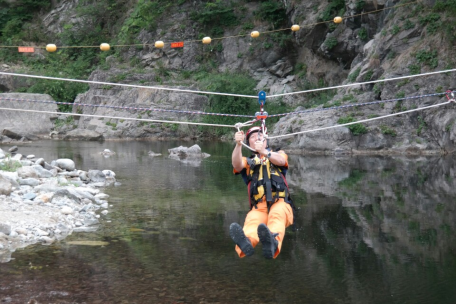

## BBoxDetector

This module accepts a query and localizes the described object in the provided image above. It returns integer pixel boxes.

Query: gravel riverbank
[0,146,117,263]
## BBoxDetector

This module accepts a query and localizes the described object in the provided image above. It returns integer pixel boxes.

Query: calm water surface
[1,140,456,304]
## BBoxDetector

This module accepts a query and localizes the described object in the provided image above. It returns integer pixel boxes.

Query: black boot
[257,223,278,259]
[229,223,254,257]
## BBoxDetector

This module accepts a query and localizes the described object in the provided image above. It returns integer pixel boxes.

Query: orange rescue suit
[234,151,294,258]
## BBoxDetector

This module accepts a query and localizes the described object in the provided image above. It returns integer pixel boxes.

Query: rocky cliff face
[1,0,456,154]
[0,93,58,140]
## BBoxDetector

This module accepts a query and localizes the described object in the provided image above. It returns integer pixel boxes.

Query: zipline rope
[0,1,416,50]
[1,68,455,101]
[0,90,450,132]
[269,91,449,117]
[1,90,451,141]
[0,72,259,99]
[0,107,235,128]
[268,100,452,140]
[267,69,456,98]
[0,96,255,118]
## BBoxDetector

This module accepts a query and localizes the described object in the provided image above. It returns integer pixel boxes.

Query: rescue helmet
[245,126,267,144]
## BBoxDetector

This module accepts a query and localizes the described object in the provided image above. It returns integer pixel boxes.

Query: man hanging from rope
[230,126,294,259]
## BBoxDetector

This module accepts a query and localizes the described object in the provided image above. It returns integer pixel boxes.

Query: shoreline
[1,136,452,156]
[0,147,117,263]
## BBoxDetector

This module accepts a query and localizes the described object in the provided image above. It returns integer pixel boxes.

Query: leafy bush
[403,20,414,30]
[319,0,345,22]
[119,0,172,43]
[324,37,338,50]
[408,64,421,75]
[0,0,50,40]
[337,116,368,135]
[415,50,438,68]
[198,73,257,136]
[417,115,426,135]
[0,156,22,172]
[390,25,401,35]
[256,1,287,28]
[191,0,238,31]
[348,67,361,82]
[358,27,368,41]
[380,125,397,136]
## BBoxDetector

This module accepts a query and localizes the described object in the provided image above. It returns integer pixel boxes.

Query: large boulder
[168,144,210,162]
[63,129,104,141]
[0,93,58,138]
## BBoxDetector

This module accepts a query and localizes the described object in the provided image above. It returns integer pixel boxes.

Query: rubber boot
[229,222,254,257]
[257,223,278,259]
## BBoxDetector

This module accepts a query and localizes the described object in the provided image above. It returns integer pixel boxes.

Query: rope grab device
[235,91,269,152]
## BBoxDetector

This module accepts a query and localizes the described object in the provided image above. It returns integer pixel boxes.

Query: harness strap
[263,163,273,203]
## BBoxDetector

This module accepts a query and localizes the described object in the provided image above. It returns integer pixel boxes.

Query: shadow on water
[1,140,456,303]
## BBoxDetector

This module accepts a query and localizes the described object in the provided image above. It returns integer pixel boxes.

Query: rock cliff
[1,0,456,154]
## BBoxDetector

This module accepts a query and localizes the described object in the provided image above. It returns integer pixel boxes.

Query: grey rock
[268,60,293,78]
[20,160,32,166]
[0,172,19,188]
[35,158,45,166]
[148,151,162,157]
[32,165,54,178]
[84,214,99,226]
[168,144,210,160]
[34,184,60,193]
[63,129,104,141]
[0,223,11,235]
[0,175,12,196]
[55,159,75,171]
[8,146,18,153]
[51,189,81,205]
[23,192,37,200]
[88,170,106,183]
[16,166,38,178]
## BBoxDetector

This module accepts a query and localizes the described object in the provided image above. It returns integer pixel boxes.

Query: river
[1,140,455,304]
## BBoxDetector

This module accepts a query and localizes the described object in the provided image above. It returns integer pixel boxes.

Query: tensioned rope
[0,107,236,128]
[0,1,416,50]
[0,72,259,99]
[0,96,255,118]
[268,100,452,140]
[0,90,452,152]
[0,90,451,136]
[0,90,447,120]
[269,91,449,118]
[1,68,456,100]
[267,69,456,98]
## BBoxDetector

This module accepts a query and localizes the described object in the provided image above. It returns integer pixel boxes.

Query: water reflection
[0,141,456,303]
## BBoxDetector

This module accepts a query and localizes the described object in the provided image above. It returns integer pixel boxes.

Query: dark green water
[1,140,456,304]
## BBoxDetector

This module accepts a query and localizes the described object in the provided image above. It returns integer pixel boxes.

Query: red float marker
[18,47,35,53]
[170,42,184,48]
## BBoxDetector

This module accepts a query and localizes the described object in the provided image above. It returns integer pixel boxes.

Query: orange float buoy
[334,16,343,24]
[46,44,57,52]
[100,43,110,51]
[202,37,212,44]
[155,41,164,48]
[291,25,300,32]
[250,31,260,38]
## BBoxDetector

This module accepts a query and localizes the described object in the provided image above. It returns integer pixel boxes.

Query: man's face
[248,131,267,149]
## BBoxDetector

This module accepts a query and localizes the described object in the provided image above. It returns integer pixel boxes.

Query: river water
[1,140,456,304]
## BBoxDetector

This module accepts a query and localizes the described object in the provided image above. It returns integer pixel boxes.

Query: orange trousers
[235,198,293,259]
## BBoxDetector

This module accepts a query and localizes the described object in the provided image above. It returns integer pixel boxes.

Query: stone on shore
[63,129,104,141]
[0,146,117,263]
